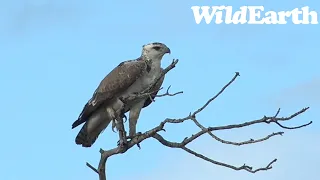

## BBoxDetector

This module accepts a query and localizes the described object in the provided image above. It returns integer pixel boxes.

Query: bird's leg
[127,105,143,148]
[111,114,126,132]
[118,97,128,123]
[112,98,127,132]
[106,107,118,133]
[129,111,141,137]
[123,114,128,122]
[115,100,128,148]
[111,116,127,133]
[115,116,127,148]
[126,132,143,139]
[125,132,143,149]
[111,120,117,132]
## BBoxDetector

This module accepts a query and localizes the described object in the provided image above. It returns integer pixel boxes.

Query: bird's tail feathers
[72,119,83,129]
[75,115,112,147]
[75,123,94,147]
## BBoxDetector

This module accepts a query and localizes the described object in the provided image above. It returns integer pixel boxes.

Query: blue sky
[0,0,319,179]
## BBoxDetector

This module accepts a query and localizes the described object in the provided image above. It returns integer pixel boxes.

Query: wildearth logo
[191,6,318,24]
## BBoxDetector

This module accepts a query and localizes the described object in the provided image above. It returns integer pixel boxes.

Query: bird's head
[141,42,171,61]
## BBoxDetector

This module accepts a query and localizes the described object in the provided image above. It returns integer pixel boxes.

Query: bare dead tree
[86,59,312,180]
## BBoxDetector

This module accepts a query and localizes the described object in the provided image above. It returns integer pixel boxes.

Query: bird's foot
[118,108,127,123]
[117,131,128,148]
[126,132,143,149]
[123,114,128,123]
[111,119,118,132]
[126,132,142,139]
[117,138,128,148]
[111,114,127,132]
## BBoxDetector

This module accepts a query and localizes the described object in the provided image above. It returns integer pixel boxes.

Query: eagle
[72,42,171,147]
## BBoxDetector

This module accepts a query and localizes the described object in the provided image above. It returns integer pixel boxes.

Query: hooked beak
[166,47,171,54]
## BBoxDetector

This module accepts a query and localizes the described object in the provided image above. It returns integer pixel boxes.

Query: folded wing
[72,59,147,129]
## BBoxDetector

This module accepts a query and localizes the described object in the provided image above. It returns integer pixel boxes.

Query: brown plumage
[72,59,148,129]
[72,42,170,147]
[72,59,149,147]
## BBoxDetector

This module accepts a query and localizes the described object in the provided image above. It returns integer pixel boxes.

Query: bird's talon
[136,132,142,136]
[126,132,142,140]
[117,139,128,147]
[123,114,128,122]
[111,120,118,132]
[126,132,143,149]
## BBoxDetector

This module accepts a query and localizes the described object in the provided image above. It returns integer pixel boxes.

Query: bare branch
[86,162,99,174]
[164,72,240,124]
[125,85,183,102]
[153,133,277,173]
[211,132,284,146]
[192,116,284,146]
[192,72,240,117]
[266,107,310,122]
[181,147,277,173]
[274,120,312,129]
[85,68,311,179]
[156,85,183,97]
[151,107,310,150]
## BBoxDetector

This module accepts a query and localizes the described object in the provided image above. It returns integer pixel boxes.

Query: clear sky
[0,0,319,180]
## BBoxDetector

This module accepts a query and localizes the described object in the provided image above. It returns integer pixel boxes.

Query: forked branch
[86,63,311,180]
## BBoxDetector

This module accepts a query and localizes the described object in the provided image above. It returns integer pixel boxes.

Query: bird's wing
[143,68,165,108]
[72,59,147,129]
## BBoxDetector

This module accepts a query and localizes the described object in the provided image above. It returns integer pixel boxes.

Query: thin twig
[192,72,240,117]
[153,133,278,173]
[164,72,240,124]
[192,116,284,146]
[86,162,99,174]
[275,121,312,129]
[156,85,183,97]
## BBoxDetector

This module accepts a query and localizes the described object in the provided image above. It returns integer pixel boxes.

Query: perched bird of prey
[72,42,171,147]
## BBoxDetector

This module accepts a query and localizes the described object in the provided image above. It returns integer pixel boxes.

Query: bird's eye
[153,46,161,51]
